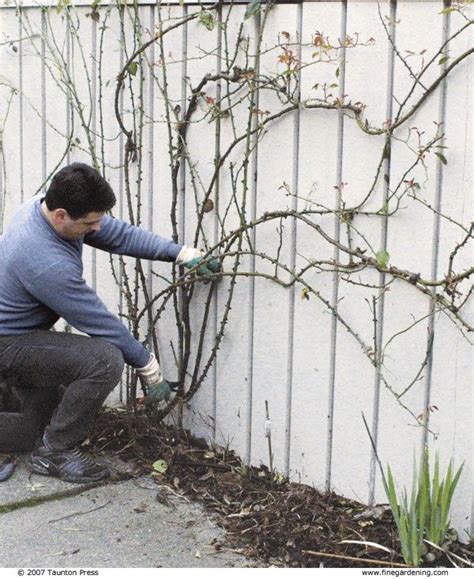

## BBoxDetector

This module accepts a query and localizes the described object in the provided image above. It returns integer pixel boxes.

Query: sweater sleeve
[18,261,150,368]
[84,215,183,262]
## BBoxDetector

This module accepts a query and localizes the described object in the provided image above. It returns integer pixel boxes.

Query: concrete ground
[0,454,255,568]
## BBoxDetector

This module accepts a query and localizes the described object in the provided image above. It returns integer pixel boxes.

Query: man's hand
[176,246,221,276]
[147,380,172,401]
[136,353,166,400]
[136,354,179,402]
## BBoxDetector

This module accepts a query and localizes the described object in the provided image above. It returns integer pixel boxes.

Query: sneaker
[28,445,110,483]
[0,455,16,482]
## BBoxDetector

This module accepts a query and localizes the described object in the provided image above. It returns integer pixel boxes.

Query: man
[0,163,219,483]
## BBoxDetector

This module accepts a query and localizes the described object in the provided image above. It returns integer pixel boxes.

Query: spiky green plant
[383,449,463,566]
[385,457,425,566]
[422,450,464,547]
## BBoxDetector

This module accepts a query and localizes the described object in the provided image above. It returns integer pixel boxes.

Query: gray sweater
[0,196,182,367]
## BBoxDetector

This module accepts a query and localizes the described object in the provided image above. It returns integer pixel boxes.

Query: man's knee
[93,340,124,387]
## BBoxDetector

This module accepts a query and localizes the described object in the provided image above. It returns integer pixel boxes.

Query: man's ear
[52,208,69,223]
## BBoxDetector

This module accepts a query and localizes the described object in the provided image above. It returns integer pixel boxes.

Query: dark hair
[45,163,116,219]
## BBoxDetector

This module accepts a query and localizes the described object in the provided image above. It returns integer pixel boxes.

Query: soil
[85,407,473,569]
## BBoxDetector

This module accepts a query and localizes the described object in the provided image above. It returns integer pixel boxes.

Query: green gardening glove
[184,255,221,276]
[137,353,174,403]
[147,380,172,402]
[176,247,221,277]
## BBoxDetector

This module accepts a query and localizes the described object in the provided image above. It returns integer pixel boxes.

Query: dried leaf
[133,501,148,513]
[202,199,214,213]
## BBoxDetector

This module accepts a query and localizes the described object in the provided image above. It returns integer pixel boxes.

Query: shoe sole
[28,457,110,484]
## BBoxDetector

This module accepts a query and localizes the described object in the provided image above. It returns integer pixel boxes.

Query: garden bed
[86,407,473,568]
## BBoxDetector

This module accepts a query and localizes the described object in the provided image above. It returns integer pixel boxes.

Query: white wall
[1,1,472,541]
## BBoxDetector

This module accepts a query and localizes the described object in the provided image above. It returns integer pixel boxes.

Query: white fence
[0,1,472,540]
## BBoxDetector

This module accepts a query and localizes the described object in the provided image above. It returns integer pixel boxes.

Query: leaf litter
[86,408,473,568]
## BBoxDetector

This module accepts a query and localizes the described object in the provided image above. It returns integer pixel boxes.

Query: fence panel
[0,0,472,540]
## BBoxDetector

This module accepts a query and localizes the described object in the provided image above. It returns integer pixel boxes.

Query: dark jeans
[0,331,124,452]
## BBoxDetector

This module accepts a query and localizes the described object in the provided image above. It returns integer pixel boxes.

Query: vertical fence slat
[118,4,126,400]
[90,15,98,289]
[375,0,445,511]
[284,1,303,477]
[0,8,22,216]
[41,10,47,185]
[17,8,44,201]
[147,3,156,339]
[329,0,390,501]
[422,5,450,450]
[292,0,343,488]
[425,4,473,542]
[326,0,348,492]
[213,3,256,461]
[245,10,261,464]
[19,8,25,203]
[249,3,300,474]
[367,0,397,506]
[180,5,222,439]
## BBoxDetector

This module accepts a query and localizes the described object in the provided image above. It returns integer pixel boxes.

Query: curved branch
[114,4,219,144]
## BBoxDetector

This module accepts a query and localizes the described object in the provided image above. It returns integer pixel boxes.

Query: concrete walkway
[0,454,254,568]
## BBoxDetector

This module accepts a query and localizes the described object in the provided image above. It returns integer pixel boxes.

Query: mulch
[85,407,473,568]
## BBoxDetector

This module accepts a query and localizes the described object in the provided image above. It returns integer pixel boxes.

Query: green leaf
[56,0,71,14]
[127,62,138,77]
[435,151,448,165]
[245,0,261,20]
[376,249,390,268]
[152,459,168,474]
[199,11,216,31]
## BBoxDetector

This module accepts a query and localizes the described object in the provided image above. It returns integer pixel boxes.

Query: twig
[173,459,232,471]
[302,549,410,567]
[48,500,111,524]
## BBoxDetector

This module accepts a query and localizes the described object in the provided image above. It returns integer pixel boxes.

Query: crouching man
[0,163,219,483]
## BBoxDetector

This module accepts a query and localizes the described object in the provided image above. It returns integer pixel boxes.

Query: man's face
[56,210,105,241]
